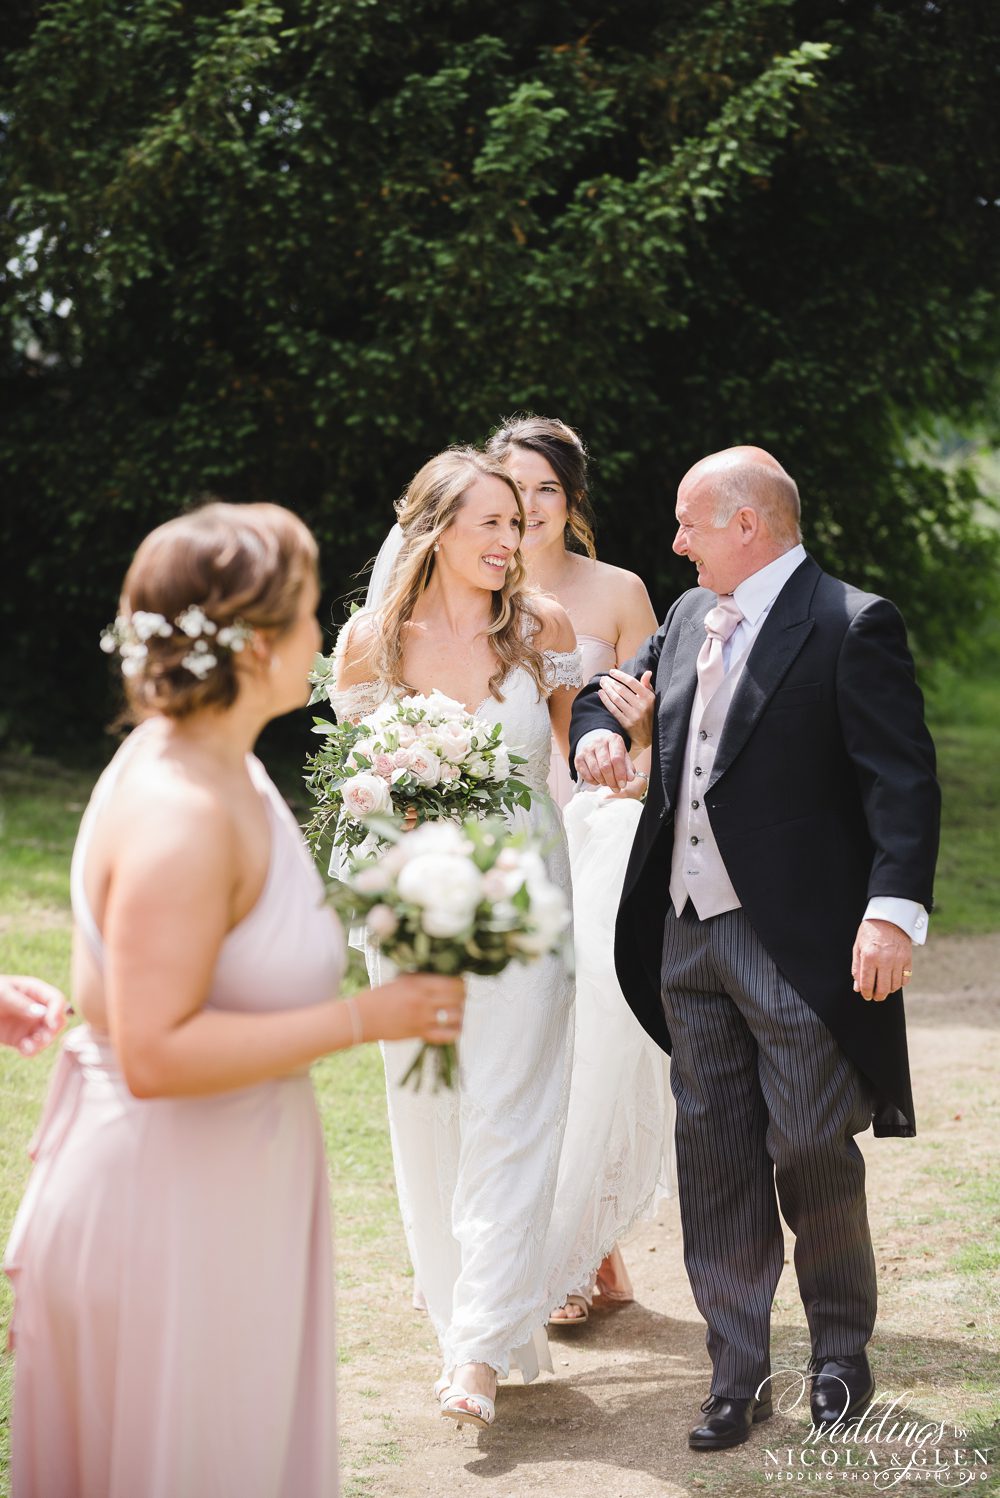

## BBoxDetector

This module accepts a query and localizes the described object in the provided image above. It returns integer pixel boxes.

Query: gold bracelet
[343,996,364,1048]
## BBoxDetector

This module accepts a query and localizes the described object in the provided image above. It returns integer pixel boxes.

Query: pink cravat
[695,596,745,715]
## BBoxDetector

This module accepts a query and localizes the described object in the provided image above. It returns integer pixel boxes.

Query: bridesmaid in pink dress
[489,417,673,1322]
[4,502,464,1498]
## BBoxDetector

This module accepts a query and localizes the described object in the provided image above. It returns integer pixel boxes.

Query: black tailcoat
[569,556,940,1137]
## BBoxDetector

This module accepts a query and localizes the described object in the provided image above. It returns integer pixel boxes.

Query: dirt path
[336,937,999,1497]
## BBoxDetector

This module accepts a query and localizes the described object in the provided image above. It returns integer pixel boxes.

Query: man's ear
[737,507,759,543]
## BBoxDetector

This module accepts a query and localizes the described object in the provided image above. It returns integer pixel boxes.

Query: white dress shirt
[576,544,928,943]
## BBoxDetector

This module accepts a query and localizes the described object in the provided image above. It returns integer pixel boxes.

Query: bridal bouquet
[339,818,571,1090]
[305,689,532,857]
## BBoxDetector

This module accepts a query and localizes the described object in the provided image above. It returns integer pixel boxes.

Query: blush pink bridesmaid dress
[5,729,346,1498]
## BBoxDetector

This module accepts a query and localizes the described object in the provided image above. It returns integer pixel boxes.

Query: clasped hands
[574,668,655,792]
[574,672,915,1004]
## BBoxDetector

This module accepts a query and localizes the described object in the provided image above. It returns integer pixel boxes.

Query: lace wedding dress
[544,632,676,1303]
[328,624,584,1382]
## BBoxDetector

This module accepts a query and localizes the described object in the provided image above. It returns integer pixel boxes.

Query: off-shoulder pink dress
[5,728,346,1498]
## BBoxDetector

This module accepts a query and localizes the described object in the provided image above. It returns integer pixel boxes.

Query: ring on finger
[435,1008,450,1024]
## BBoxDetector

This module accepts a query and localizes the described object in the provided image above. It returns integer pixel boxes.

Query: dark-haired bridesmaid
[488,415,675,1322]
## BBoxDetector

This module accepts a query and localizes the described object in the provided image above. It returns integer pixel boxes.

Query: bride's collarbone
[401,634,504,715]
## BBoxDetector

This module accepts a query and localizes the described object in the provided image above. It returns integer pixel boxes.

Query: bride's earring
[433,542,440,553]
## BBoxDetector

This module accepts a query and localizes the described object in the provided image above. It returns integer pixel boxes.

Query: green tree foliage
[2,0,998,741]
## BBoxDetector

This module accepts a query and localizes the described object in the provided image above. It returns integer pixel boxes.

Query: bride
[488,415,676,1323]
[326,447,584,1428]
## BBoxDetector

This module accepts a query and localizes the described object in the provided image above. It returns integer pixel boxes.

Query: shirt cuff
[864,897,929,945]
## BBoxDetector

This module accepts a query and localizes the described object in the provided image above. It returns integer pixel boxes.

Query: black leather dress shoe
[810,1354,875,1430]
[688,1393,774,1451]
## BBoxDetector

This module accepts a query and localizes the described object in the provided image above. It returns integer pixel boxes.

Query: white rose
[407,747,441,786]
[437,724,473,761]
[366,903,399,940]
[482,866,524,902]
[421,907,473,939]
[488,745,511,781]
[341,773,392,819]
[425,689,465,716]
[403,822,471,857]
[465,753,491,779]
[396,853,483,920]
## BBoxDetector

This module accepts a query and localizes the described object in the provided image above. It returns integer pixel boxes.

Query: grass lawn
[0,665,996,1487]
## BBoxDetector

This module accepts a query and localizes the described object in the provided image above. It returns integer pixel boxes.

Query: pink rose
[373,753,396,779]
[393,747,413,769]
[366,904,399,940]
[341,773,392,819]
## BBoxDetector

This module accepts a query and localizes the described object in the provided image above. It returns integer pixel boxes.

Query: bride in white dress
[488,416,676,1322]
[326,447,584,1428]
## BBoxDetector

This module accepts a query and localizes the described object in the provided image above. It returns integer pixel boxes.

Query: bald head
[680,447,802,550]
[673,446,803,593]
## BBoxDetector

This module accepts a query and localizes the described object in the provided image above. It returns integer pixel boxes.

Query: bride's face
[437,475,523,592]
[503,447,568,557]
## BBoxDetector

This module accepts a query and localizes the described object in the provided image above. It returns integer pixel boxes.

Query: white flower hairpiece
[100,609,254,680]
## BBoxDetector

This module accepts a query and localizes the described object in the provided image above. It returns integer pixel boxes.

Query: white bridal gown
[546,633,675,1302]
[329,627,585,1381]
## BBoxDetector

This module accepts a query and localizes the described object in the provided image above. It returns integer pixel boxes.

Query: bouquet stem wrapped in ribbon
[336,818,571,1090]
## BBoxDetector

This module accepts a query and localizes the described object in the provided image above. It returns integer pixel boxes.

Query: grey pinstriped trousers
[662,903,877,1398]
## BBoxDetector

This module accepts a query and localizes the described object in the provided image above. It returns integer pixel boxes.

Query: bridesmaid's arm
[104,784,461,1099]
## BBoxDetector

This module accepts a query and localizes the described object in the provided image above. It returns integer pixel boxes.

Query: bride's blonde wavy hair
[365,447,546,702]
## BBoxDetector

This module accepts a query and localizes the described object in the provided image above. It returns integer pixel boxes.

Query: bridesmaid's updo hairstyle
[114,501,318,721]
[487,414,597,559]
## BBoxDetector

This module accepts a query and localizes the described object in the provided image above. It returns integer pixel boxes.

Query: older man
[571,447,940,1449]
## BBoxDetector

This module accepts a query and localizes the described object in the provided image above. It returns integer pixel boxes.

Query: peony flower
[407,747,441,786]
[341,772,392,819]
[396,852,483,919]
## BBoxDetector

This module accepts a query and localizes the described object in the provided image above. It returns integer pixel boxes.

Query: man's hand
[851,920,913,1002]
[574,730,636,792]
[597,669,656,751]
[0,975,69,1055]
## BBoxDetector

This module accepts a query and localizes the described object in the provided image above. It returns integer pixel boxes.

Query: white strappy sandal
[437,1380,497,1429]
[548,1293,590,1326]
